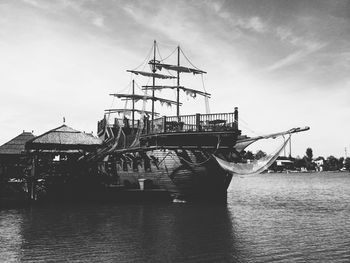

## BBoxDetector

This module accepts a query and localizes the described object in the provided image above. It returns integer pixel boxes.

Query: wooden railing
[149,112,237,134]
[102,111,238,136]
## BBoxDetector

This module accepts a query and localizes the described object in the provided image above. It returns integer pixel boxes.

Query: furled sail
[104,109,159,116]
[109,94,181,106]
[142,85,211,98]
[215,135,291,176]
[149,61,206,74]
[127,70,176,79]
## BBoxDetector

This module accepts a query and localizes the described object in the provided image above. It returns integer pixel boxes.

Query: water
[1,172,349,262]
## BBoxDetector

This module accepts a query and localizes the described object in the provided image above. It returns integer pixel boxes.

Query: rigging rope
[106,75,134,123]
[131,44,153,71]
[238,115,264,136]
[180,47,201,70]
[180,47,210,114]
[159,46,178,62]
[214,135,291,176]
[155,42,176,77]
[201,74,210,114]
[130,90,147,147]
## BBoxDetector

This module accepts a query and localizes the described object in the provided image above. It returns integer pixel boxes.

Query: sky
[0,0,349,158]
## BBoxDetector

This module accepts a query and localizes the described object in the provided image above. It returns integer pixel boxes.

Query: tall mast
[151,40,156,126]
[132,79,135,128]
[176,46,180,117]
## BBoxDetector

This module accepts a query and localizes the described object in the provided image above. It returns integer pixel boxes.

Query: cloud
[61,0,107,29]
[1,0,350,157]
[21,0,107,29]
[265,50,310,72]
[22,0,40,7]
[275,26,325,51]
[237,16,266,33]
[262,26,327,72]
[265,42,326,72]
[92,16,105,28]
[206,2,329,72]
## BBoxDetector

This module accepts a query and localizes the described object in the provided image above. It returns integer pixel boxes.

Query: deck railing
[149,112,237,134]
[102,111,238,136]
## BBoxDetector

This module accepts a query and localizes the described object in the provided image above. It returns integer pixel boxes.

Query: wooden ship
[83,41,309,203]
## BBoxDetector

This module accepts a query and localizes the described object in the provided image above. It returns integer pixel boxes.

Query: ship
[84,41,309,203]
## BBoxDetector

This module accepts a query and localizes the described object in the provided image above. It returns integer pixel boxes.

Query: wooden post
[289,135,292,158]
[196,113,201,131]
[163,116,167,132]
[29,154,37,201]
[234,107,238,129]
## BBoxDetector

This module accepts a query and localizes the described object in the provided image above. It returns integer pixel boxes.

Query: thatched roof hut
[0,132,35,157]
[25,125,102,151]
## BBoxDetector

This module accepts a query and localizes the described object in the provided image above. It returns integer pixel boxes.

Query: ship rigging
[88,40,309,203]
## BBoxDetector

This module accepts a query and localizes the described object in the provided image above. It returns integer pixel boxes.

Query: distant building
[271,157,295,172]
[314,158,324,171]
[25,124,102,151]
[0,131,35,179]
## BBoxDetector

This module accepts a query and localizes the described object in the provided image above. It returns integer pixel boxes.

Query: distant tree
[255,150,267,160]
[306,148,313,161]
[338,157,345,170]
[303,156,315,171]
[315,156,324,161]
[294,156,306,169]
[303,148,315,171]
[345,158,350,171]
[326,155,339,171]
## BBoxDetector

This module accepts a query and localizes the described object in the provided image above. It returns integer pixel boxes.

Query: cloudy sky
[0,0,349,158]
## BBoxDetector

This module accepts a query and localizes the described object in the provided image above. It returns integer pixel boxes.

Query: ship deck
[100,111,242,150]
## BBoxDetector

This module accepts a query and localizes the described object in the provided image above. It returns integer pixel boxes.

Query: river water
[1,172,349,262]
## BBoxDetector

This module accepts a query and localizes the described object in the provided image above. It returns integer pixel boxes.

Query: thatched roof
[26,125,102,151]
[0,132,35,156]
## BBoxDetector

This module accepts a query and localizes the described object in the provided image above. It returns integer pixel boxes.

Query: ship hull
[111,148,233,203]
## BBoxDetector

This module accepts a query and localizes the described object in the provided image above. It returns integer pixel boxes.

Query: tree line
[243,147,350,171]
[301,147,350,171]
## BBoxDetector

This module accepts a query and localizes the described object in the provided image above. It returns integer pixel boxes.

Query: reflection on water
[229,172,350,263]
[1,204,238,262]
[1,172,350,262]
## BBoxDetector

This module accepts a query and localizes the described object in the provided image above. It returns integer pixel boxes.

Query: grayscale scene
[1,0,349,262]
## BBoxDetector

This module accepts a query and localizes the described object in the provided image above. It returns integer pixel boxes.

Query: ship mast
[132,79,135,128]
[121,41,208,127]
[151,40,156,127]
[142,45,209,119]
[177,46,180,117]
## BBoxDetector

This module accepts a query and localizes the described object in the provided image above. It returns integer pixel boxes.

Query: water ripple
[0,172,349,262]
